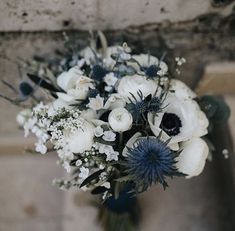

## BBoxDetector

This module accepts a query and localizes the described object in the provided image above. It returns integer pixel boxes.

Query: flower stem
[119,132,123,152]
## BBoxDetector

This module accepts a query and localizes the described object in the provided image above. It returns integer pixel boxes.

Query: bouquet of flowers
[1,32,230,231]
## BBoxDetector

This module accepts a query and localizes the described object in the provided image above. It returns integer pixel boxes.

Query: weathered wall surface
[0,0,235,31]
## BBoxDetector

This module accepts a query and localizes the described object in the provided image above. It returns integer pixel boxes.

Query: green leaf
[115,176,131,182]
[91,186,108,195]
[198,95,230,123]
[80,169,104,188]
[27,73,60,92]
[94,137,116,146]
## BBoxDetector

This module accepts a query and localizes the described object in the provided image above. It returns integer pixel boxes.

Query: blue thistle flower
[148,96,161,112]
[125,91,163,122]
[87,88,99,98]
[91,65,107,81]
[19,82,34,97]
[124,137,181,191]
[145,64,160,78]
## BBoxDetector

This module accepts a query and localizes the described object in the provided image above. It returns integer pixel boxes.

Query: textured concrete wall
[0,0,235,31]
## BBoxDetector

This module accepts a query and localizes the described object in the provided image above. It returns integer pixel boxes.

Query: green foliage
[198,95,230,123]
[80,169,104,188]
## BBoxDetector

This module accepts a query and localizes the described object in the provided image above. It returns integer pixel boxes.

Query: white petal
[57,72,71,91]
[169,79,196,100]
[176,138,209,178]
[122,132,142,157]
[147,113,179,151]
[57,92,75,102]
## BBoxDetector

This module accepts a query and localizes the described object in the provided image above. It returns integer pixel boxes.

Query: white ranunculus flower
[66,119,94,153]
[57,66,94,100]
[169,79,196,100]
[148,95,209,146]
[16,109,32,126]
[108,108,133,132]
[117,75,158,102]
[176,138,209,178]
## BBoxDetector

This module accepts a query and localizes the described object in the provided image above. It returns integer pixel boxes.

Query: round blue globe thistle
[19,82,34,97]
[91,65,107,81]
[124,137,181,191]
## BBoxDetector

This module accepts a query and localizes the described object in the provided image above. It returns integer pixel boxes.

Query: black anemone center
[160,113,182,136]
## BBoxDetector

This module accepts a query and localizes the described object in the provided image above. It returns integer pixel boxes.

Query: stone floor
[0,95,234,231]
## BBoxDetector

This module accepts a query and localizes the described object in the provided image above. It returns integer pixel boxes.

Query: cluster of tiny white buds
[222,149,229,159]
[175,57,186,66]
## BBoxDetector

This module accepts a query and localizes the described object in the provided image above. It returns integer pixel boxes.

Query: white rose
[176,138,209,178]
[57,66,94,100]
[148,95,208,146]
[169,79,196,100]
[66,119,94,153]
[117,75,158,102]
[16,109,32,126]
[108,108,133,132]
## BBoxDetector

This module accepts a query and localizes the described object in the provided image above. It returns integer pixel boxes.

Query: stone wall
[0,0,235,31]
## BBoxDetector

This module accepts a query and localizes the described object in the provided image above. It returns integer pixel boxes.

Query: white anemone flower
[148,95,209,149]
[169,79,196,100]
[176,138,209,178]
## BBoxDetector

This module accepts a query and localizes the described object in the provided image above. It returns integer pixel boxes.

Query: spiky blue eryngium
[125,91,162,122]
[125,137,181,191]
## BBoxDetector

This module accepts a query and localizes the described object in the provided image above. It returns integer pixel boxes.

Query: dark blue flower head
[87,88,99,98]
[125,91,163,122]
[91,65,107,81]
[125,137,181,191]
[145,64,160,78]
[19,82,34,97]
